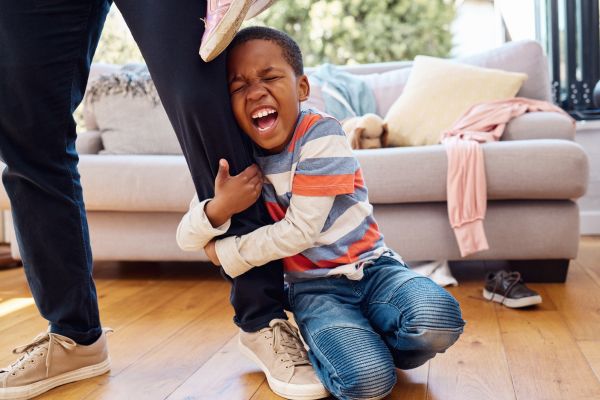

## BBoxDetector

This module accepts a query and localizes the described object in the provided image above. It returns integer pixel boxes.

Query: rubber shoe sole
[0,358,110,400]
[245,0,277,20]
[238,336,329,400]
[483,289,542,308]
[199,0,253,62]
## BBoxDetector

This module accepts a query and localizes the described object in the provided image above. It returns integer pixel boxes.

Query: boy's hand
[205,159,263,228]
[204,240,221,266]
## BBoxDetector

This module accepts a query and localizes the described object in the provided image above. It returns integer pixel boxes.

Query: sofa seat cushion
[79,155,196,212]
[0,139,587,212]
[360,139,588,204]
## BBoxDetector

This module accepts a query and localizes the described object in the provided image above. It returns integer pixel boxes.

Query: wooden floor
[1,238,599,400]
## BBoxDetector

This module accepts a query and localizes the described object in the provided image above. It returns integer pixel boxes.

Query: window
[537,0,600,118]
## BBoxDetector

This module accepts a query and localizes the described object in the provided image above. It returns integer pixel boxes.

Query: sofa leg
[0,252,21,269]
[507,259,570,283]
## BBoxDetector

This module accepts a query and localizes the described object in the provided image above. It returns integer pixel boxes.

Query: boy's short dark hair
[229,26,304,76]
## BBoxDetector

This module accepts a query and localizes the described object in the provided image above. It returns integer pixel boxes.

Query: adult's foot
[238,319,329,400]
[0,329,111,400]
[199,0,254,62]
[245,0,277,20]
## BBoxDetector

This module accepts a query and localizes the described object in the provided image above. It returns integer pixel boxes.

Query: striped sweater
[177,110,397,281]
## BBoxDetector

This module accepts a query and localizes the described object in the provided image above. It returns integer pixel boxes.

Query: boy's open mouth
[251,107,279,133]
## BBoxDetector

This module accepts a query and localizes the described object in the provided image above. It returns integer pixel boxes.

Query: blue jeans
[288,256,465,400]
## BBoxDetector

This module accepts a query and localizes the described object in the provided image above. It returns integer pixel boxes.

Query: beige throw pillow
[384,56,527,146]
[86,68,183,155]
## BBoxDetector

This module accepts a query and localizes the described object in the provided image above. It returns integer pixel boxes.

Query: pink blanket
[440,97,573,257]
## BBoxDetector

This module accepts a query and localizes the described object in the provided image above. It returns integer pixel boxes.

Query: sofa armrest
[502,112,576,141]
[76,130,103,154]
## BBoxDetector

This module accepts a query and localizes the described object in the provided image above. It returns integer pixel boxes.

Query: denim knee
[400,278,464,332]
[311,327,397,400]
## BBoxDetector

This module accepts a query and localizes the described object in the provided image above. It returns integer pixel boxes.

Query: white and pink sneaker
[246,0,277,20]
[199,0,277,62]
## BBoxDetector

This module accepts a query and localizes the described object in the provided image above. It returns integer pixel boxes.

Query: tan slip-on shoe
[238,319,329,400]
[0,328,112,400]
[245,0,277,20]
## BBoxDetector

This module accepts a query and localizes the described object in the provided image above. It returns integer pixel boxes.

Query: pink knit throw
[440,97,573,257]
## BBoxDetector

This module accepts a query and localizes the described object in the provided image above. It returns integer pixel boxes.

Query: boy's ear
[298,74,310,102]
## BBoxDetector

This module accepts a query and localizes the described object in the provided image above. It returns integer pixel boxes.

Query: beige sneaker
[238,319,329,400]
[0,329,112,400]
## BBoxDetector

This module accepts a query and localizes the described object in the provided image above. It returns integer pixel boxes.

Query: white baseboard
[581,210,600,235]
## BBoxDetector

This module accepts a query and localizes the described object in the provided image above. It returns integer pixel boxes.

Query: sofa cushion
[4,139,578,213]
[503,112,576,141]
[356,67,412,116]
[458,40,552,102]
[384,55,527,147]
[358,139,588,204]
[76,155,195,212]
[86,69,183,155]
[302,40,551,118]
[374,200,579,261]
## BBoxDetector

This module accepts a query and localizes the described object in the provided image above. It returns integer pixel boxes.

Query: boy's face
[227,39,309,153]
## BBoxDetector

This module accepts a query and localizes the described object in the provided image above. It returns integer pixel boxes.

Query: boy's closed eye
[230,75,283,95]
[230,84,246,95]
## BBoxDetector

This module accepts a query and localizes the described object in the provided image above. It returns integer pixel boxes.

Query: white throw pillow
[384,56,527,146]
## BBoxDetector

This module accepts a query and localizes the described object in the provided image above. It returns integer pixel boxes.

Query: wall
[576,120,600,234]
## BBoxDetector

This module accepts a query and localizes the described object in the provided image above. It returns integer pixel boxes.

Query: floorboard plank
[427,282,515,400]
[388,363,429,400]
[36,279,214,400]
[497,308,600,400]
[82,280,236,400]
[577,340,600,382]
[249,381,289,400]
[543,262,600,341]
[1,239,599,399]
[166,335,266,400]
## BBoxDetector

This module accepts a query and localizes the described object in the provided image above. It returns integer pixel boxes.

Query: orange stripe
[287,113,322,153]
[292,174,355,196]
[284,254,316,272]
[315,223,382,266]
[265,201,287,222]
[354,168,365,189]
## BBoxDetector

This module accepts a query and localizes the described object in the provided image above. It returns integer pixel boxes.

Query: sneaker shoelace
[489,271,522,306]
[1,333,76,379]
[270,320,310,367]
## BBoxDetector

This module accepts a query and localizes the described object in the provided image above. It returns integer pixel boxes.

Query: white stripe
[265,163,295,196]
[300,135,353,159]
[316,201,373,246]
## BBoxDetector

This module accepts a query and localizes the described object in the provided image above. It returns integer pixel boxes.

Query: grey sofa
[0,40,589,282]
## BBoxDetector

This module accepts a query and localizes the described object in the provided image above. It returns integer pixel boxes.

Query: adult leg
[112,0,286,331]
[0,0,111,344]
[363,257,465,370]
[290,278,397,400]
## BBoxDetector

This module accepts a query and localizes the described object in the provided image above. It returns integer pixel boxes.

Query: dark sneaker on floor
[483,270,542,308]
[0,329,112,400]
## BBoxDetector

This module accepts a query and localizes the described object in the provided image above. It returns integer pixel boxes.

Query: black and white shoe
[483,270,542,308]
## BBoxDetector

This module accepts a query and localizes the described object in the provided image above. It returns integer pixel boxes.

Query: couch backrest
[304,40,552,116]
[85,40,552,128]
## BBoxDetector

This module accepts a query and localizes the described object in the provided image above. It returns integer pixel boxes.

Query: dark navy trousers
[0,0,286,344]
